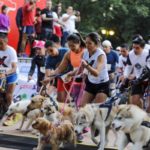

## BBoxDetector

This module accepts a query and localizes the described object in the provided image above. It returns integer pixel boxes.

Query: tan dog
[32,118,76,150]
[17,95,46,131]
[25,95,46,113]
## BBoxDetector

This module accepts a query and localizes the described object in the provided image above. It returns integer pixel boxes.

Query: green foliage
[53,0,150,46]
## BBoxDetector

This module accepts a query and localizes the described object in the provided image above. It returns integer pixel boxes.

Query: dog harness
[99,96,119,121]
[41,134,51,144]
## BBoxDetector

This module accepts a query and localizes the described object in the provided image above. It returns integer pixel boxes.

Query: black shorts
[85,78,109,97]
[131,82,148,95]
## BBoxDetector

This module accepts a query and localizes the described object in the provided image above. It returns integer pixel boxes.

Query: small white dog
[5,100,30,117]
[112,104,150,150]
[75,104,117,150]
[5,100,44,131]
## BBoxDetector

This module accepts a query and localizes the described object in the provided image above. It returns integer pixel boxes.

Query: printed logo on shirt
[0,56,7,67]
[135,63,142,70]
[123,61,127,66]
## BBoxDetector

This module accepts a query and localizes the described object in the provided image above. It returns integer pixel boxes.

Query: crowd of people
[0,0,150,132]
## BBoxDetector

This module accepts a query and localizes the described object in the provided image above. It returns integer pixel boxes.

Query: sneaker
[77,133,84,143]
[3,113,22,126]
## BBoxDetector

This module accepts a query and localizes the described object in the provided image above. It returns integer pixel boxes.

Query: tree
[53,0,150,46]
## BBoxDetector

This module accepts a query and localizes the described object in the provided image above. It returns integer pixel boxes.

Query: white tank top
[83,48,109,84]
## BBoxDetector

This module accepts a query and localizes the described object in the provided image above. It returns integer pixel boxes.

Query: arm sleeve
[28,57,36,76]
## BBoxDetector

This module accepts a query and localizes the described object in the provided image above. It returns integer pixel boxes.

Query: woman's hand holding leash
[81,59,89,68]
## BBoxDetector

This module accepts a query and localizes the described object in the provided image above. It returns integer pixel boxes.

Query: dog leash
[61,62,84,114]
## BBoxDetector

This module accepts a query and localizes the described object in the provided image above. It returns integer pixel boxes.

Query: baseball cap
[102,40,112,47]
[33,40,45,49]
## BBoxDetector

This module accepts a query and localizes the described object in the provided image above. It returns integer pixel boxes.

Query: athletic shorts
[131,82,148,95]
[85,78,110,97]
[57,78,72,92]
[23,26,34,35]
[0,73,18,86]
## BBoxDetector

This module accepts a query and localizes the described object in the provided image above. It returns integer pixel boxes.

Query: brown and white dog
[32,117,76,150]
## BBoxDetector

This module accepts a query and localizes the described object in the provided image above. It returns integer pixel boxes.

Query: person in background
[50,34,66,50]
[0,33,21,126]
[116,46,121,55]
[16,7,23,56]
[102,40,119,93]
[44,40,70,102]
[117,44,129,80]
[53,2,63,40]
[28,40,46,92]
[61,6,81,47]
[21,0,37,56]
[43,33,85,102]
[122,36,149,108]
[0,5,10,33]
[41,0,58,41]
[34,8,42,40]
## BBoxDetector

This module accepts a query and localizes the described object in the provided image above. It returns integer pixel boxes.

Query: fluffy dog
[75,104,117,150]
[28,95,75,124]
[32,118,76,150]
[112,104,150,150]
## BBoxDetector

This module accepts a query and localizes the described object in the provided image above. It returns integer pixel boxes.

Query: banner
[13,58,37,102]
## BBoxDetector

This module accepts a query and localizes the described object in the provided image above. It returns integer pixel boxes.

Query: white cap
[102,40,112,47]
